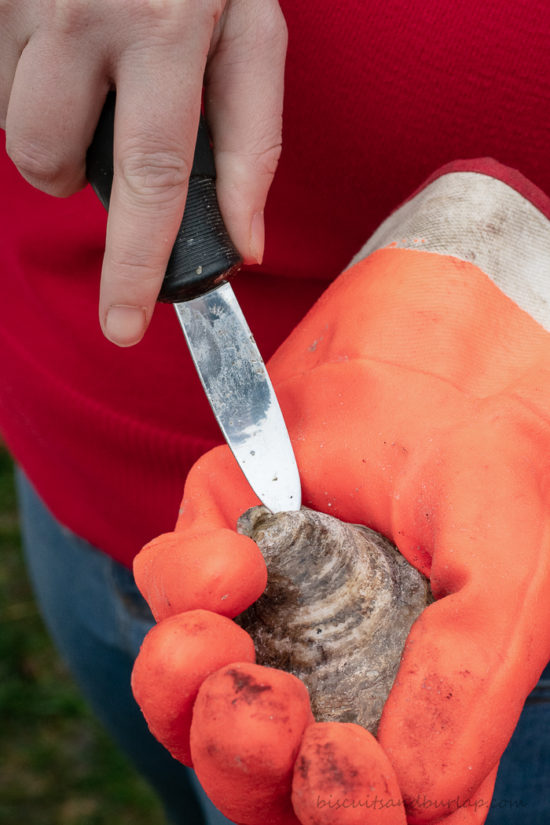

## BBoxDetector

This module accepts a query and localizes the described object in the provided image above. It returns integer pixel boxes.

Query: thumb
[379,416,550,820]
[429,767,499,825]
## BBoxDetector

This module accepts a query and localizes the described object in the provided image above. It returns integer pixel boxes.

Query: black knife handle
[86,91,241,303]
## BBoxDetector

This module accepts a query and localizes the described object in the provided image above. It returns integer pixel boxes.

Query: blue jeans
[15,468,233,825]
[15,470,550,823]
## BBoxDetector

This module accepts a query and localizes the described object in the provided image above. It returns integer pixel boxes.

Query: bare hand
[1,0,287,345]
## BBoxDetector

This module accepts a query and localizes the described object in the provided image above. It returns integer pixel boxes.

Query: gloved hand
[131,160,550,824]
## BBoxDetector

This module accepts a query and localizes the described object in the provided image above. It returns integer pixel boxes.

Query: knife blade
[86,92,301,513]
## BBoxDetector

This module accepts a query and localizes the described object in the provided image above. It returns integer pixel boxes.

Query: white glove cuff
[352,159,550,331]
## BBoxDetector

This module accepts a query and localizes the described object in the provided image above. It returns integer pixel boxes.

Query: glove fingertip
[176,444,261,531]
[133,531,180,609]
[131,609,255,766]
[190,662,313,824]
[292,722,406,825]
[134,528,267,621]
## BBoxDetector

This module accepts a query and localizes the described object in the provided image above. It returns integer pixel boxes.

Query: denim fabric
[485,666,550,824]
[15,468,233,825]
[14,470,549,823]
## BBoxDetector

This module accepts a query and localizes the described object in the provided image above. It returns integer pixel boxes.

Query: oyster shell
[236,506,432,734]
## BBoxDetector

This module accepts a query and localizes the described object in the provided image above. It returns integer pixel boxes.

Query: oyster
[236,506,432,734]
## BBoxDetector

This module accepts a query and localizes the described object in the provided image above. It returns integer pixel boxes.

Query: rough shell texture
[236,506,432,734]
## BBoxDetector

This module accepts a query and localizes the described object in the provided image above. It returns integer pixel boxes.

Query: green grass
[0,446,167,824]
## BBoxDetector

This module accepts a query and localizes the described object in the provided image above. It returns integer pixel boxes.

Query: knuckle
[112,255,158,280]
[108,249,164,287]
[117,0,202,28]
[6,139,76,194]
[53,0,95,34]
[258,0,288,48]
[53,0,196,35]
[237,0,288,55]
[137,0,184,16]
[118,147,190,203]
[215,0,287,54]
[0,0,14,18]
[128,0,177,18]
[254,140,282,180]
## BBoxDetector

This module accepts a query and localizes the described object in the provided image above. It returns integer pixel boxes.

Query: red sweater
[1,1,550,567]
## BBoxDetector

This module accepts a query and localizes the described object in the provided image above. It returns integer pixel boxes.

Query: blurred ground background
[0,444,167,824]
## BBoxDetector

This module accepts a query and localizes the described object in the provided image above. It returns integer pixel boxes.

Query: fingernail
[105,305,147,346]
[249,211,265,265]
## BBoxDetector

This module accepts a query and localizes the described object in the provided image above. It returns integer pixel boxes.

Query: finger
[132,444,265,621]
[205,0,287,264]
[5,31,107,195]
[377,418,550,821]
[433,767,498,824]
[131,610,255,766]
[0,44,18,131]
[175,444,261,533]
[190,662,313,825]
[98,21,215,347]
[133,527,267,621]
[292,722,406,825]
[0,8,25,130]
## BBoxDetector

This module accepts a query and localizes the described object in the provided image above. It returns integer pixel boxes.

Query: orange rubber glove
[132,160,550,825]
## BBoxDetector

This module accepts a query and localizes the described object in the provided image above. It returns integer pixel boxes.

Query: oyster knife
[86,92,301,513]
